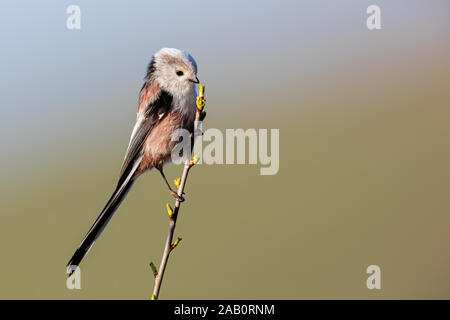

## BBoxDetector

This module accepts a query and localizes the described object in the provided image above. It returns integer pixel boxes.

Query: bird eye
[176,70,184,76]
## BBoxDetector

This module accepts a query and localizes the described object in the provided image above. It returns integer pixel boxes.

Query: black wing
[118,87,173,186]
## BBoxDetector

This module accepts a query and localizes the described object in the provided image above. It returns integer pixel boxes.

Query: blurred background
[0,0,449,299]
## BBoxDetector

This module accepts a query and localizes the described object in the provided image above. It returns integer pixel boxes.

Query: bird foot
[170,190,185,202]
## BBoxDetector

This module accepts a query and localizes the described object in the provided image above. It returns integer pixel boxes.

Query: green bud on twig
[149,261,158,278]
[166,203,173,219]
[170,237,182,250]
[174,178,181,189]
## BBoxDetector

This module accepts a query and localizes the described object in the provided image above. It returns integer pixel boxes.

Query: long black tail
[67,174,136,275]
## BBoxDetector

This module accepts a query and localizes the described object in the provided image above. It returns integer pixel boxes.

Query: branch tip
[199,84,205,97]
[170,237,182,250]
[189,154,199,166]
[196,85,206,111]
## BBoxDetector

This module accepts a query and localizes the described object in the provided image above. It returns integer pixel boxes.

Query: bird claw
[170,190,185,202]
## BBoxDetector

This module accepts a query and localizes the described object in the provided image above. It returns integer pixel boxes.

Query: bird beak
[190,76,200,84]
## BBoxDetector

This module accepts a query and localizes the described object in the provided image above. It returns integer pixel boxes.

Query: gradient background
[1,0,449,299]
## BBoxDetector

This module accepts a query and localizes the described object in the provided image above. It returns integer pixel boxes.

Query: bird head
[150,48,199,96]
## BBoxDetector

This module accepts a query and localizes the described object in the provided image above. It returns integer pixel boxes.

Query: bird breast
[140,111,188,172]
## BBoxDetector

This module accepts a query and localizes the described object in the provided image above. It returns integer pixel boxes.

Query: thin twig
[151,85,205,300]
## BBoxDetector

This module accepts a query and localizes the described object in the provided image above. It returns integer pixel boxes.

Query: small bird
[67,48,200,275]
